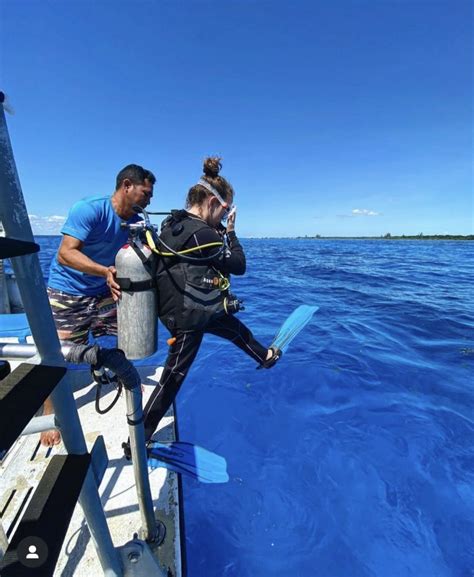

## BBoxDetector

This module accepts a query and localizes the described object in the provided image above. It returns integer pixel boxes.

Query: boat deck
[0,365,184,577]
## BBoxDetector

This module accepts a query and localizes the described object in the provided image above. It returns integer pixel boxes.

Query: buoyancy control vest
[157,210,228,332]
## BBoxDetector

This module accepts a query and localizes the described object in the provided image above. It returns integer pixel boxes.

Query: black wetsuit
[142,212,268,441]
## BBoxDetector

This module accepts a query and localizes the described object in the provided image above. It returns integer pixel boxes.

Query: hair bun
[203,156,222,178]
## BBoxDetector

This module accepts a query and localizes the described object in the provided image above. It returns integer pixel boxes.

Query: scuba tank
[115,224,158,359]
[115,206,241,356]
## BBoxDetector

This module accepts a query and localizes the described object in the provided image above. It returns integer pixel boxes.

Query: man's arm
[58,235,121,300]
[58,234,108,276]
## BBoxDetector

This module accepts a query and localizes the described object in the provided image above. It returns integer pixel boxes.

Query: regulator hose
[65,345,141,414]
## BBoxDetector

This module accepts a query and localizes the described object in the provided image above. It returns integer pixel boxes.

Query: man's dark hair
[116,164,156,189]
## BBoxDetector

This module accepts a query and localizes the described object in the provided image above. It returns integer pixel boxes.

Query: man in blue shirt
[41,164,156,446]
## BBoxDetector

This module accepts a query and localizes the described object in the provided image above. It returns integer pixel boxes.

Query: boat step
[0,237,39,259]
[0,452,91,576]
[0,364,67,458]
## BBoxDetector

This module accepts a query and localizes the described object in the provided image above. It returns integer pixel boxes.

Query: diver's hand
[226,206,237,233]
[106,266,121,301]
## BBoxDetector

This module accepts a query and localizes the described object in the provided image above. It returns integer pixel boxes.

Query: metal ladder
[0,93,168,577]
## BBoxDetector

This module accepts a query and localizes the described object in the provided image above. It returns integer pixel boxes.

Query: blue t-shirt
[48,195,140,296]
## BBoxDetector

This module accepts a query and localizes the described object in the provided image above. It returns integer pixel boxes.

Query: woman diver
[135,157,281,447]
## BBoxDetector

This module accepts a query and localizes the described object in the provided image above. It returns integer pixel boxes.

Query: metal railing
[1,91,175,576]
[0,92,124,576]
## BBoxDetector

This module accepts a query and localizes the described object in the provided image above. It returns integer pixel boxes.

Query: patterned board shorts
[47,287,117,344]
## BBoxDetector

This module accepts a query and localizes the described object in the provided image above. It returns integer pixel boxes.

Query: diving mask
[197,178,234,220]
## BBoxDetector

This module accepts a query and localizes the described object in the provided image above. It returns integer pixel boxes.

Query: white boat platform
[0,365,185,577]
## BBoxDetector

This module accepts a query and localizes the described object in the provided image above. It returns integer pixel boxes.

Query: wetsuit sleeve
[223,231,246,275]
[61,199,100,242]
[190,227,246,275]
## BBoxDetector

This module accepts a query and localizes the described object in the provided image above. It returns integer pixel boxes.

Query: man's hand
[106,266,121,301]
[226,206,237,233]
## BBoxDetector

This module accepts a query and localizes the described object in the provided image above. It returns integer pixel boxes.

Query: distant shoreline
[293,235,474,241]
[245,235,474,241]
[34,234,473,241]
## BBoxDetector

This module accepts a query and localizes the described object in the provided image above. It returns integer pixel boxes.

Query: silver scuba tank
[115,239,157,359]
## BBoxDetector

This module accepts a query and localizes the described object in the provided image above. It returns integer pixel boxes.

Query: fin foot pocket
[258,347,282,369]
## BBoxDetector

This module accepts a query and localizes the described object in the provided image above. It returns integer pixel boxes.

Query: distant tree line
[381,233,473,240]
[294,234,474,240]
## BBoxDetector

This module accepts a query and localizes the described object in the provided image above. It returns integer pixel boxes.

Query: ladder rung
[0,364,67,458]
[0,237,40,259]
[0,453,91,576]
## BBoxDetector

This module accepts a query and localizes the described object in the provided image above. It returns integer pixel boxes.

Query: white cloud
[337,208,382,219]
[29,215,66,235]
[352,208,381,217]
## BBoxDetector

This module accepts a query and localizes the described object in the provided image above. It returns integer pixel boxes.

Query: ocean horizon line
[33,233,474,241]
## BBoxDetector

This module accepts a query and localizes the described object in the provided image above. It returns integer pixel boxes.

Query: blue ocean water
[28,238,474,577]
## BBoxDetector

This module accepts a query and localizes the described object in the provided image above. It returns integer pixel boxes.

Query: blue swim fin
[147,441,229,484]
[259,305,319,368]
[271,305,319,352]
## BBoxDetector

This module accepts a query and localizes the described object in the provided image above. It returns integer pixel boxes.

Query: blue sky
[1,0,472,237]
